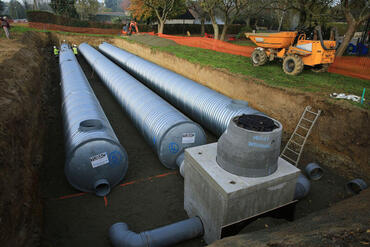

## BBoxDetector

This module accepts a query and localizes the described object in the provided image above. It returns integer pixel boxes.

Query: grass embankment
[155,45,369,108]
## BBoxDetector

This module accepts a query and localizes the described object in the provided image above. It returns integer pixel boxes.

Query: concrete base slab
[184,143,300,244]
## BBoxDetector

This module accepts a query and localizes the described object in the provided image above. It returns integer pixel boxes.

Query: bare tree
[336,0,370,56]
[187,0,208,36]
[75,0,100,20]
[270,0,290,31]
[199,0,220,39]
[218,0,249,41]
[144,0,186,34]
[239,0,272,31]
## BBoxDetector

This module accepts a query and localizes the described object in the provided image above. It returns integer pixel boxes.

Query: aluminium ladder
[280,106,321,167]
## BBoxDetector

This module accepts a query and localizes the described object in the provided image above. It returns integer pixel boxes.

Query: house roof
[173,9,196,20]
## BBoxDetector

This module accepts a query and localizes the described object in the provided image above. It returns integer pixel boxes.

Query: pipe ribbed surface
[59,44,128,196]
[79,43,206,169]
[109,217,203,247]
[99,42,264,136]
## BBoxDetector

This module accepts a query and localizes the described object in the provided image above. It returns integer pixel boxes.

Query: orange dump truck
[245,27,337,75]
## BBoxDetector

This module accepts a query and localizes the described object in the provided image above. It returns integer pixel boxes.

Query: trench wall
[0,32,50,246]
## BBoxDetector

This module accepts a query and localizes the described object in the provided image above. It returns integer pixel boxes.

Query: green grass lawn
[228,39,256,46]
[157,45,368,92]
[156,45,369,109]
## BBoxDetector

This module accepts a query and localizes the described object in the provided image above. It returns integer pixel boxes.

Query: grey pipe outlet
[346,179,368,194]
[294,174,311,200]
[59,44,128,196]
[305,162,323,180]
[110,217,203,247]
[79,43,206,169]
[98,42,264,137]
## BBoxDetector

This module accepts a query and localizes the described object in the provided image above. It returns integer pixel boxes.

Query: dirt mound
[0,40,25,63]
[210,189,370,247]
[50,32,116,48]
[0,31,51,246]
[29,22,121,35]
[125,33,178,47]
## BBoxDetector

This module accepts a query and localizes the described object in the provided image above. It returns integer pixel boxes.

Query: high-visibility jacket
[54,48,59,55]
[73,47,78,55]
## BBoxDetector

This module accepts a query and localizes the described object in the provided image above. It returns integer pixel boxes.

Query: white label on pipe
[90,152,109,168]
[182,133,195,144]
[256,37,264,42]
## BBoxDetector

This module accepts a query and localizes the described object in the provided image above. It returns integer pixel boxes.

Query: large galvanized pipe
[110,217,203,247]
[79,43,206,170]
[99,42,264,137]
[59,44,128,196]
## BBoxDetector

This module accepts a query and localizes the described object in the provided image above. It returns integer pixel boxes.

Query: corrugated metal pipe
[59,44,128,196]
[79,43,206,170]
[99,42,264,137]
[110,217,203,247]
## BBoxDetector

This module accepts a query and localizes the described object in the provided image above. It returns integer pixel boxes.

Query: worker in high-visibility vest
[72,44,78,55]
[53,46,59,57]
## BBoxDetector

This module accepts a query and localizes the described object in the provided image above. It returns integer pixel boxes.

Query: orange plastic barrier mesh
[156,33,370,80]
[157,33,255,57]
[328,56,370,81]
[29,22,121,35]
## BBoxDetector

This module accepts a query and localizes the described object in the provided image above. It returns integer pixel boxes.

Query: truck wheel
[283,55,304,75]
[251,49,268,66]
[311,64,329,73]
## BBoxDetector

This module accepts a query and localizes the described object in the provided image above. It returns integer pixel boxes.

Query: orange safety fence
[157,33,255,57]
[155,33,370,80]
[28,22,122,35]
[328,56,370,81]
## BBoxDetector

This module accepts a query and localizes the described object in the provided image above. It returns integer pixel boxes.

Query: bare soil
[211,189,370,247]
[0,32,51,246]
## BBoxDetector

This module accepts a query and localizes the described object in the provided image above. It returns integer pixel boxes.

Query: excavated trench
[0,32,368,247]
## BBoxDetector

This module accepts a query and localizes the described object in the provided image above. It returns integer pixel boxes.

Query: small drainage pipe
[94,179,111,197]
[294,174,311,200]
[346,179,368,194]
[305,163,324,180]
[110,217,203,247]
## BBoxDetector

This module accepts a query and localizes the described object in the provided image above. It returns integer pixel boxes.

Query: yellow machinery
[245,27,337,75]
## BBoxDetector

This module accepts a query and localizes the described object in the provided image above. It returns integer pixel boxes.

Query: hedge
[162,24,243,35]
[26,11,244,35]
[26,10,122,29]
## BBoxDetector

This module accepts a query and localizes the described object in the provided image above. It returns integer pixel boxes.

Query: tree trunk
[298,10,306,28]
[158,19,165,34]
[278,11,285,32]
[212,23,219,39]
[220,23,228,41]
[210,14,219,40]
[336,21,357,57]
[246,16,251,30]
[201,17,205,36]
